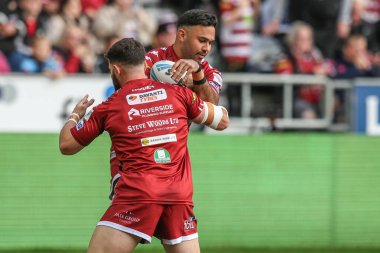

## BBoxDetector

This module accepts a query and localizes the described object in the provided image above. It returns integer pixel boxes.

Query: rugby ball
[150,60,176,84]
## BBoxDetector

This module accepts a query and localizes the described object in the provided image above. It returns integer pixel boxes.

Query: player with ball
[105,9,224,252]
[145,9,222,105]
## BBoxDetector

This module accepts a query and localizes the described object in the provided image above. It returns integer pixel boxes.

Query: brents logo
[184,216,196,231]
[126,89,167,105]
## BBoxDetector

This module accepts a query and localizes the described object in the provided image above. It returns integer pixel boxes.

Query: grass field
[1,248,380,253]
[1,133,380,251]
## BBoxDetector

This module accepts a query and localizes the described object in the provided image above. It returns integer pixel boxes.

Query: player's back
[99,78,202,204]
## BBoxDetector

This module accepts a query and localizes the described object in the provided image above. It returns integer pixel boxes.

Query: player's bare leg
[87,226,141,253]
[163,238,201,253]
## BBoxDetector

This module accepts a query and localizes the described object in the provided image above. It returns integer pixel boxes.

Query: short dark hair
[105,38,146,65]
[177,9,217,28]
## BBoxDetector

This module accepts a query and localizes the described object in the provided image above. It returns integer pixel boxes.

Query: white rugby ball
[150,60,177,84]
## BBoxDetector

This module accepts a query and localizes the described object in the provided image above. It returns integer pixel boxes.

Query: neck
[172,42,184,59]
[119,65,147,87]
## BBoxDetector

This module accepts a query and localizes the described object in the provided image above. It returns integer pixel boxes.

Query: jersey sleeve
[201,61,223,94]
[144,49,162,78]
[181,88,203,120]
[70,106,105,146]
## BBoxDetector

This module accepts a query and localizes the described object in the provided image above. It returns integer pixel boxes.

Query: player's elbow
[59,142,75,155]
[59,139,81,155]
[215,114,229,131]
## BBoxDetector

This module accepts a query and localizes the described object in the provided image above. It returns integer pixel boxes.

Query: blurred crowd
[1,0,380,78]
[1,0,380,121]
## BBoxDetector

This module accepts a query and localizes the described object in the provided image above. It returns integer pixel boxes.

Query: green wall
[0,134,379,249]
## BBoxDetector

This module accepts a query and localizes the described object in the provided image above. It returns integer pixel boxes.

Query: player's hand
[170,59,199,85]
[72,95,95,119]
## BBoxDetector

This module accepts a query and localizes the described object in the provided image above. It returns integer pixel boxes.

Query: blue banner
[354,85,380,135]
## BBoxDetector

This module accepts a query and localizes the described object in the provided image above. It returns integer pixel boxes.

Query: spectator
[93,34,122,73]
[248,0,287,73]
[260,0,288,38]
[275,21,327,119]
[80,0,108,20]
[219,0,257,72]
[361,0,380,25]
[330,35,374,122]
[288,0,352,58]
[0,0,17,16]
[0,4,23,59]
[42,0,61,17]
[145,11,177,51]
[92,0,156,48]
[350,0,371,37]
[218,0,257,117]
[17,36,64,78]
[56,25,95,73]
[16,0,49,54]
[45,0,91,46]
[330,34,374,79]
[0,50,10,73]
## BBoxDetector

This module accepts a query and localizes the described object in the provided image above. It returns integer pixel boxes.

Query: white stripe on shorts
[161,232,198,245]
[97,221,152,243]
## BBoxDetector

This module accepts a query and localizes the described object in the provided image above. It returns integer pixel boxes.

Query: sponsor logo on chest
[128,118,179,132]
[128,104,174,120]
[126,88,167,105]
[141,133,177,146]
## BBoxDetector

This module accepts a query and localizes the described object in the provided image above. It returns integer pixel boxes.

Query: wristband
[193,76,206,85]
[68,118,78,124]
[195,64,202,73]
[71,112,81,120]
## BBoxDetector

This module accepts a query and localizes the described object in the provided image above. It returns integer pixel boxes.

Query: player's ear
[177,28,186,42]
[112,64,122,75]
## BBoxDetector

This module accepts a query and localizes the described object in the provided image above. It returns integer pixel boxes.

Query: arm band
[201,102,209,124]
[210,105,224,129]
[200,102,225,130]
[193,76,206,85]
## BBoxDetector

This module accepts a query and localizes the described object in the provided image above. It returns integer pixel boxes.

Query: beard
[111,71,121,91]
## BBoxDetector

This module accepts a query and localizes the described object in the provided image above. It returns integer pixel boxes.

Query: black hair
[177,9,217,28]
[105,38,146,65]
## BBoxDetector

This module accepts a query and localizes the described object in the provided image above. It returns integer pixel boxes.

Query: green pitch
[0,133,380,250]
[1,248,379,253]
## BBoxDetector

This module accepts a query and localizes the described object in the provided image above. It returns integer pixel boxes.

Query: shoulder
[200,59,222,77]
[145,47,169,61]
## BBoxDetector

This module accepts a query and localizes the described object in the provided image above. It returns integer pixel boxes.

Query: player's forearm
[193,84,219,105]
[59,114,84,155]
[193,102,229,130]
[192,67,219,105]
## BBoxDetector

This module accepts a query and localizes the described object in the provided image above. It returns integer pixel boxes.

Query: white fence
[1,73,379,134]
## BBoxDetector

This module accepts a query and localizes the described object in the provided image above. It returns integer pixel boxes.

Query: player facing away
[59,38,229,253]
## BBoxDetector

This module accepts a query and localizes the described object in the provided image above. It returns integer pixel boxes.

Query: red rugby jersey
[71,78,203,205]
[144,45,223,94]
